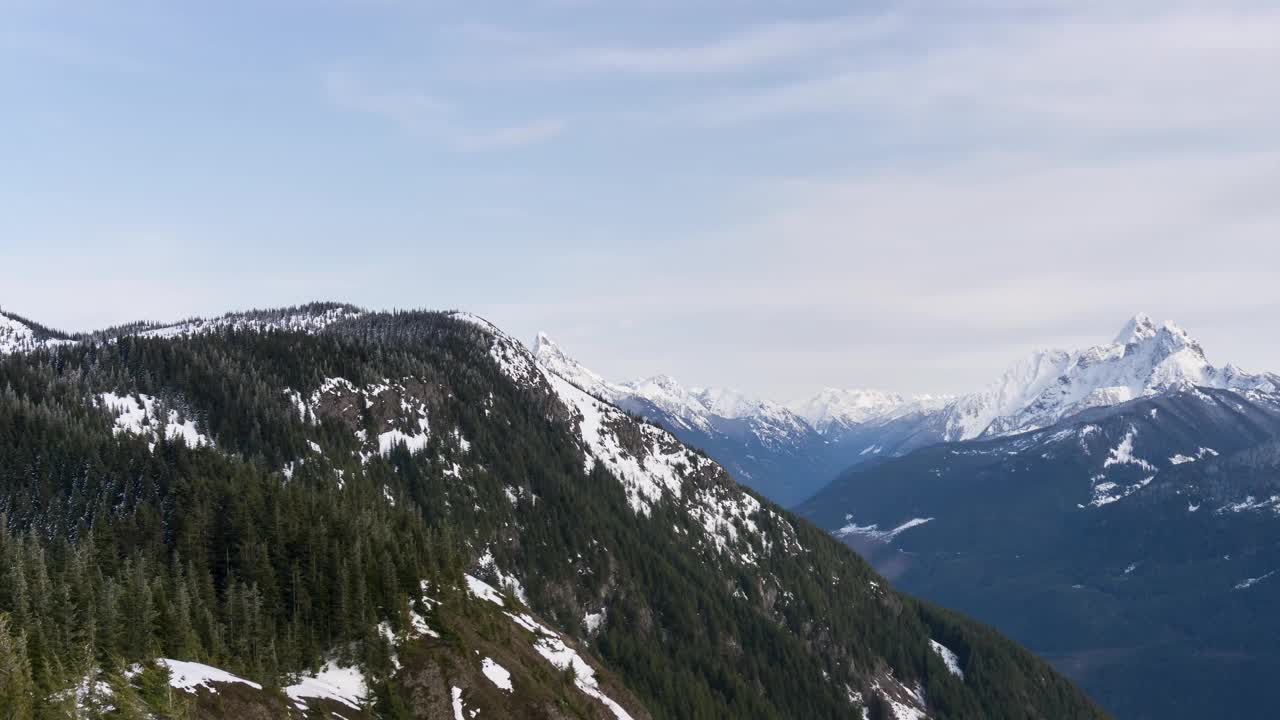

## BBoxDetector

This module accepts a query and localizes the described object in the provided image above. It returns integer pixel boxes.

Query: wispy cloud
[324,68,564,151]
[0,28,145,72]
[456,119,566,151]
[534,14,899,76]
[676,6,1280,134]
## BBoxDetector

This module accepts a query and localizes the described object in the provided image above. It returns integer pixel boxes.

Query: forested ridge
[0,307,1108,719]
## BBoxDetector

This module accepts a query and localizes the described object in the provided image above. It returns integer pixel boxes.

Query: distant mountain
[788,388,951,435]
[533,314,1276,508]
[0,303,1106,719]
[531,313,1280,717]
[944,313,1278,441]
[533,333,850,506]
[798,379,1280,718]
[799,314,1280,462]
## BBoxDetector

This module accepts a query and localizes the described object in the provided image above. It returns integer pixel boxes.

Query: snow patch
[834,517,933,542]
[451,686,465,720]
[481,657,513,692]
[466,574,506,606]
[477,550,528,603]
[531,634,635,719]
[99,393,212,450]
[1219,495,1280,514]
[1102,427,1155,472]
[930,639,964,679]
[1235,570,1279,590]
[285,660,367,710]
[157,659,261,694]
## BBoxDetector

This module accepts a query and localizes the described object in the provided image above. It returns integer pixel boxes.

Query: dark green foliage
[0,310,1106,719]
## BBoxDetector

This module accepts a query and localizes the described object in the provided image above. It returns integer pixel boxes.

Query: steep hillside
[533,333,844,506]
[0,305,1107,719]
[530,315,1276,510]
[799,387,1280,719]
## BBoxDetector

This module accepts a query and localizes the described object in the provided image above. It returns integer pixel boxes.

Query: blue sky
[3,0,1279,398]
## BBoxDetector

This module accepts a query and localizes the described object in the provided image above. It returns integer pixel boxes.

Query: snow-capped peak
[1113,312,1158,345]
[529,333,818,450]
[950,315,1277,439]
[532,332,612,399]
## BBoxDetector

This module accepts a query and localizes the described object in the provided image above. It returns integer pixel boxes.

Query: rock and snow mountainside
[532,332,840,505]
[0,303,1108,720]
[0,303,363,354]
[531,314,1276,506]
[942,313,1278,441]
[60,575,650,720]
[799,369,1280,718]
[533,332,812,447]
[801,314,1280,463]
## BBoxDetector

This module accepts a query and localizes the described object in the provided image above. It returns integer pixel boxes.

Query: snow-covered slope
[531,333,851,504]
[529,315,1280,506]
[134,304,363,339]
[946,314,1278,440]
[0,312,40,353]
[1,303,363,354]
[532,333,815,453]
[472,319,804,565]
[0,311,71,354]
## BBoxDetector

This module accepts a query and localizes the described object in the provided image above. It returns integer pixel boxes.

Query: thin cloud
[535,14,900,77]
[324,68,563,151]
[678,7,1280,134]
[456,119,566,151]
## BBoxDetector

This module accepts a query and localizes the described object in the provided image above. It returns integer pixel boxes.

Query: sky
[2,0,1279,400]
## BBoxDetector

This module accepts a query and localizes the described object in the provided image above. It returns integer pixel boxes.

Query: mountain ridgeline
[793,322,1280,719]
[535,313,1280,718]
[0,304,1105,719]
[533,314,1278,510]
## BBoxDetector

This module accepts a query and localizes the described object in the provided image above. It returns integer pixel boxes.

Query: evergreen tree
[0,614,34,720]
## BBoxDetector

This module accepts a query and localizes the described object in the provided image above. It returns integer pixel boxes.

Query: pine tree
[0,613,35,720]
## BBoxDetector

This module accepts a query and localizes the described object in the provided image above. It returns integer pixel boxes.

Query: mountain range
[793,319,1280,719]
[536,313,1280,718]
[534,313,1277,508]
[0,303,1105,719]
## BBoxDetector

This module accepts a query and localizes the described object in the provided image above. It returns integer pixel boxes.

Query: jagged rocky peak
[957,313,1276,439]
[1114,312,1159,345]
[1112,313,1218,366]
[531,331,611,397]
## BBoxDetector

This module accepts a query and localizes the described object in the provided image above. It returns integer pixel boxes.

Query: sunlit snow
[481,657,513,692]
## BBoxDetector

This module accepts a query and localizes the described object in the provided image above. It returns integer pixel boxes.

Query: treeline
[0,312,1107,719]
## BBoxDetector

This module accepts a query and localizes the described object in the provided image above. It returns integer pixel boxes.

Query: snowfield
[157,659,262,694]
[285,661,368,710]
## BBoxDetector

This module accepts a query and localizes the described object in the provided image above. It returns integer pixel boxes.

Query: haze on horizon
[3,0,1278,398]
